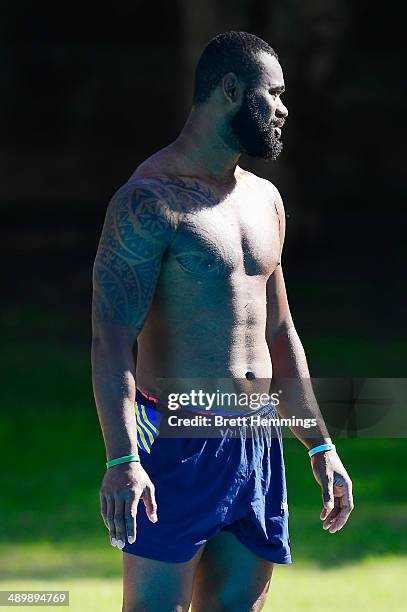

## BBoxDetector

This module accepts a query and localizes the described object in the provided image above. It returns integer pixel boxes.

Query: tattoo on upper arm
[92,184,177,330]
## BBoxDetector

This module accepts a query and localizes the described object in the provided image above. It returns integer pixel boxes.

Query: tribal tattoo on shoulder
[92,177,218,330]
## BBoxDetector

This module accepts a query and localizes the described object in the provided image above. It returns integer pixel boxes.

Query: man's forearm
[91,336,139,461]
[268,325,332,450]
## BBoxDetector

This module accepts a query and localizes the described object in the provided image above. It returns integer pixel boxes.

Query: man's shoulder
[108,175,181,216]
[102,177,182,245]
[239,169,284,208]
[115,175,166,196]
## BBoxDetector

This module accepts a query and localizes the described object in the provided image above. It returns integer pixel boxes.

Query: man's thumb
[142,483,158,523]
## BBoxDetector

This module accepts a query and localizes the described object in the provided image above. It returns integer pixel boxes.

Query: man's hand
[310,450,354,533]
[100,461,158,549]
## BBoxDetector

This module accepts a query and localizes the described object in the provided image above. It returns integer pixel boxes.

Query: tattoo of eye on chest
[92,176,219,327]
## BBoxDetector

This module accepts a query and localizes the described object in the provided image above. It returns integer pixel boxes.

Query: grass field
[2,557,407,611]
[1,309,406,611]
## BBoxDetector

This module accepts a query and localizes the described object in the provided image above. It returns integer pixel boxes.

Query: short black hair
[193,31,278,106]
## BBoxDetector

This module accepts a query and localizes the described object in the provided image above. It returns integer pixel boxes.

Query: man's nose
[276,99,288,119]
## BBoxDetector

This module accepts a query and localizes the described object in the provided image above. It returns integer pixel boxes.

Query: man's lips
[271,120,284,137]
[273,126,282,137]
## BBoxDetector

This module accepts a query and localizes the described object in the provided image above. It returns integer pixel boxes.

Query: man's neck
[171,107,241,187]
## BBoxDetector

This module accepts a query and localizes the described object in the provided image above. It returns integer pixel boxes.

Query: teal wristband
[308,443,336,458]
[106,454,140,469]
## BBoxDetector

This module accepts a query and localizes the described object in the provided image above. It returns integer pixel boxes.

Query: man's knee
[193,586,270,612]
[122,594,191,612]
[122,554,195,612]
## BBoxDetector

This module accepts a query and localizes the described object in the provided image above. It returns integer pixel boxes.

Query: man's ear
[222,72,242,104]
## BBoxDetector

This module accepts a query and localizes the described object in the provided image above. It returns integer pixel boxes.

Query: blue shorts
[122,390,292,564]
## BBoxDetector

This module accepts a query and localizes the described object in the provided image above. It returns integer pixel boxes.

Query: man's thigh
[191,531,274,612]
[122,548,204,612]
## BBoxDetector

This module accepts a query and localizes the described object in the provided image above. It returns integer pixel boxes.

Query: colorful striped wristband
[308,443,336,458]
[106,454,140,469]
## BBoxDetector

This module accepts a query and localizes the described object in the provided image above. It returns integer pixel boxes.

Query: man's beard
[226,89,284,160]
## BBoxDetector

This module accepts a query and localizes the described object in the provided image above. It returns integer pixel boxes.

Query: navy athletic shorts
[121,389,292,564]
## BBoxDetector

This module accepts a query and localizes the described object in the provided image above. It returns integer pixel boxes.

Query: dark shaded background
[2,0,406,376]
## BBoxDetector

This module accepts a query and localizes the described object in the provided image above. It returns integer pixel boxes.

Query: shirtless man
[91,31,354,611]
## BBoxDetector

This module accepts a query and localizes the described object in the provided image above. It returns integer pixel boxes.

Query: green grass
[2,558,407,612]
[1,308,407,610]
[0,578,122,611]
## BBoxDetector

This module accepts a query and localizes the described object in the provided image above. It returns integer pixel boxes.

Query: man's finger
[125,492,141,545]
[328,500,353,532]
[328,481,354,533]
[113,495,126,549]
[320,475,335,520]
[323,496,341,530]
[105,495,117,547]
[142,483,158,523]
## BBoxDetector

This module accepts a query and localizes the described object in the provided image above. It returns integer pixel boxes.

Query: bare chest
[168,186,281,280]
